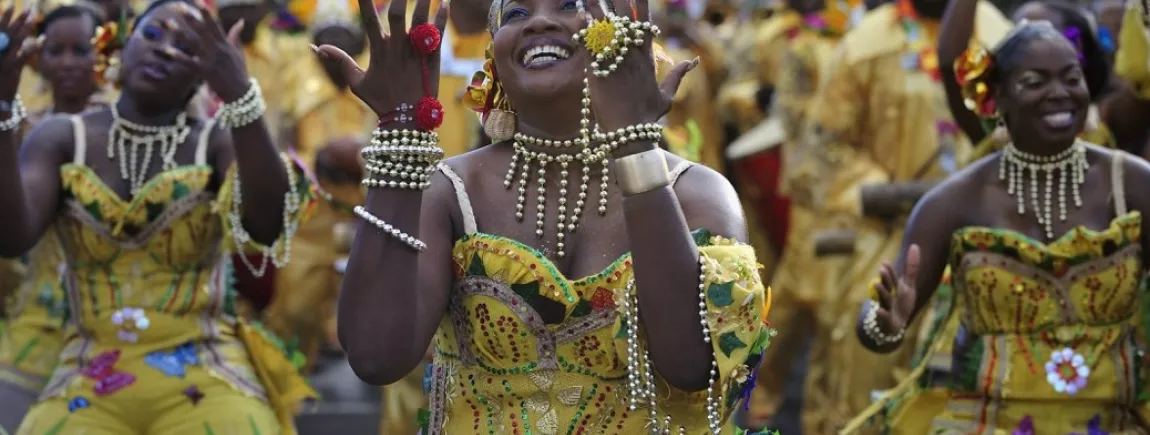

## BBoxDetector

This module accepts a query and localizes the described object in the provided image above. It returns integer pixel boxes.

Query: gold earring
[484,108,516,142]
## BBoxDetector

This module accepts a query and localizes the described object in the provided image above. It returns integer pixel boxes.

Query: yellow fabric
[290,53,376,169]
[791,4,1011,433]
[17,357,279,435]
[0,236,67,394]
[267,182,360,367]
[426,231,771,433]
[661,43,725,173]
[18,151,316,435]
[860,213,1149,434]
[379,363,427,435]
[1115,0,1150,99]
[715,11,799,134]
[244,23,308,147]
[437,24,489,155]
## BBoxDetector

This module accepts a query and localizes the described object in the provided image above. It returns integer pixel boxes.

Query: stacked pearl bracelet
[591,123,664,147]
[862,300,905,345]
[360,129,444,190]
[0,95,26,132]
[216,79,267,129]
[353,205,426,251]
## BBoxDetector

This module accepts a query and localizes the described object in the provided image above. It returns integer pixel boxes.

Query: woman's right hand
[312,0,449,119]
[0,8,37,102]
[873,244,920,334]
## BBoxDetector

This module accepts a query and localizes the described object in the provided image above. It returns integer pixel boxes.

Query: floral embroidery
[81,349,136,396]
[1045,348,1090,395]
[111,307,150,343]
[184,386,204,405]
[67,397,90,413]
[1012,416,1035,435]
[144,342,200,378]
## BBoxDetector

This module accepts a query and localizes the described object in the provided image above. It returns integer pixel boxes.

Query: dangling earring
[484,108,516,142]
[990,114,1010,143]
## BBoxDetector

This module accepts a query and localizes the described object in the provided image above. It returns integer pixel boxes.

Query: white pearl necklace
[1000,141,1088,240]
[107,102,191,194]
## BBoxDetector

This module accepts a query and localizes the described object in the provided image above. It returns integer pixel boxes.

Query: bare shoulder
[667,152,748,242]
[22,113,81,160]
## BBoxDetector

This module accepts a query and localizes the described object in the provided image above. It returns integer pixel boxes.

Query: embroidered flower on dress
[1045,347,1090,395]
[184,386,204,405]
[68,396,90,413]
[111,307,150,343]
[1012,416,1035,435]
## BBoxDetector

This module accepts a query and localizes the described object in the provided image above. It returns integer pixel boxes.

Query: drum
[727,117,791,255]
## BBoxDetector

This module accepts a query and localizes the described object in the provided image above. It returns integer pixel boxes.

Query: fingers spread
[226,19,245,48]
[433,0,450,35]
[904,244,921,286]
[164,45,201,70]
[314,44,365,87]
[387,0,408,38]
[0,8,13,31]
[359,0,385,40]
[635,0,650,21]
[412,0,431,26]
[658,58,694,101]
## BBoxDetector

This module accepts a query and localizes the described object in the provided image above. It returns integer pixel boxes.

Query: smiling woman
[320,0,773,432]
[0,0,318,433]
[841,20,1150,435]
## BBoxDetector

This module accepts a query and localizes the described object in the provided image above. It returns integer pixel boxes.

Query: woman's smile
[517,36,574,69]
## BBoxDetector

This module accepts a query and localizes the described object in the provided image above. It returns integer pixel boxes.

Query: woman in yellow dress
[843,20,1150,434]
[0,3,112,431]
[0,0,316,433]
[316,0,773,432]
[904,0,1119,402]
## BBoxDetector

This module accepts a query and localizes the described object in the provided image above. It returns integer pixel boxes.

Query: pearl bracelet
[862,300,905,345]
[0,95,26,132]
[353,205,426,251]
[360,128,444,191]
[216,79,266,129]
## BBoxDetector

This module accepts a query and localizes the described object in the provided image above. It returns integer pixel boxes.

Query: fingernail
[237,18,245,27]
[690,56,700,68]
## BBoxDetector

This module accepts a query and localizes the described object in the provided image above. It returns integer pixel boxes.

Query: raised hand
[873,244,919,334]
[312,0,450,120]
[167,2,251,102]
[579,0,696,133]
[0,8,38,101]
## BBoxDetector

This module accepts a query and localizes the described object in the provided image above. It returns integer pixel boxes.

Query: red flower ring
[409,23,442,55]
[416,96,444,131]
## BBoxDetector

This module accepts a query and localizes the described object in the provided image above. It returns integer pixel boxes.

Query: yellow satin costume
[715,10,799,135]
[846,151,1150,434]
[242,21,307,147]
[422,162,772,434]
[17,115,316,435]
[800,2,1011,433]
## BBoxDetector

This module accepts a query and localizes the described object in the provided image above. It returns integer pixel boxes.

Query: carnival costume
[845,31,1150,434]
[10,67,317,434]
[344,3,775,432]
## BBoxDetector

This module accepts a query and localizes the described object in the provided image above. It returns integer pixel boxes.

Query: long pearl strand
[506,77,620,259]
[1000,141,1088,240]
[107,102,191,194]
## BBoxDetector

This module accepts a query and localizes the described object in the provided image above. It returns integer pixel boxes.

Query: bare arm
[337,172,456,385]
[938,0,989,142]
[617,151,749,392]
[211,111,291,246]
[0,116,70,256]
[855,175,968,353]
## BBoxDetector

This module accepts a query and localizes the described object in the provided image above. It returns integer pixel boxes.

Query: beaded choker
[1000,141,1088,240]
[107,102,191,194]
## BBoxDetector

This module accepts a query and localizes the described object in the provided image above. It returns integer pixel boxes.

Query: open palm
[313,0,449,120]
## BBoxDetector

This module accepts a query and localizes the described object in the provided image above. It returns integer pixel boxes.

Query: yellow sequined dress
[16,115,316,435]
[848,152,1150,434]
[425,163,772,434]
[0,101,112,396]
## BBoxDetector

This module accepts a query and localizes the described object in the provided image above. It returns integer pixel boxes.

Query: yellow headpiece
[291,0,373,33]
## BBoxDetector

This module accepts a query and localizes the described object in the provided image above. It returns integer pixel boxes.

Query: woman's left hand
[170,2,251,102]
[581,0,697,134]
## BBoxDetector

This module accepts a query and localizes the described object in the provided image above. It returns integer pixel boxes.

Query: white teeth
[522,44,571,66]
[1043,112,1073,128]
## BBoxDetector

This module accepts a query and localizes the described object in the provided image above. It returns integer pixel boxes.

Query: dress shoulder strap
[669,161,693,185]
[194,119,216,166]
[437,163,478,235]
[1111,149,1128,217]
[69,115,86,165]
